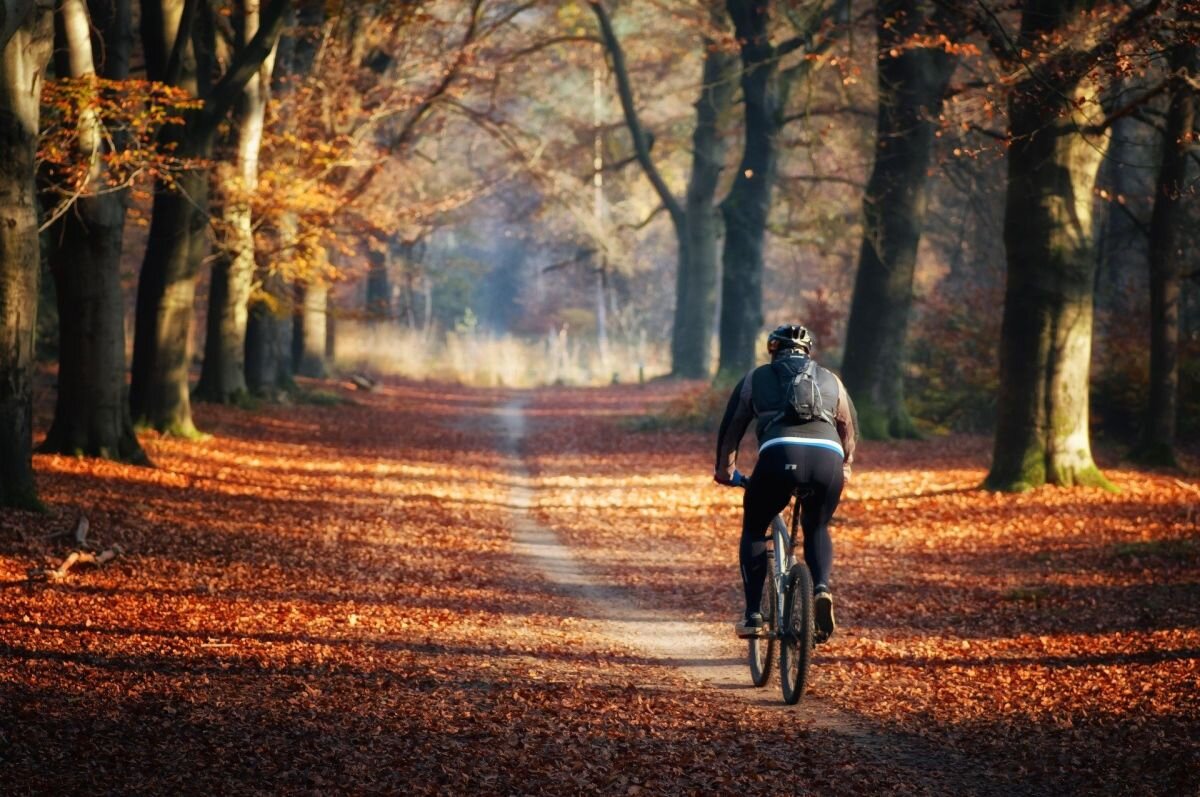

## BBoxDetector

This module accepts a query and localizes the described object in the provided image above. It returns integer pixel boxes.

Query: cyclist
[714,324,858,642]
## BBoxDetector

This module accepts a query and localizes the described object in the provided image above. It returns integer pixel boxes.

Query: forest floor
[1,377,1197,795]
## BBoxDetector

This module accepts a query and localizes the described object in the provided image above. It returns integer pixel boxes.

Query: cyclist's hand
[715,469,746,487]
[842,464,852,485]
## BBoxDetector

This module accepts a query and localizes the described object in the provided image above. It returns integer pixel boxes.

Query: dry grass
[332,322,670,388]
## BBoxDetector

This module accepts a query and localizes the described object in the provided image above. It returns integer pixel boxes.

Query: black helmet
[767,324,813,355]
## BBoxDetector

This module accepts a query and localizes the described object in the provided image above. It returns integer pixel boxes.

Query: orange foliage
[38,77,203,204]
[1,379,1196,792]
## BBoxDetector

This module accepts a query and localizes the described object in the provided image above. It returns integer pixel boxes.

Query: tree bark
[676,37,736,379]
[130,0,287,432]
[196,0,278,404]
[986,0,1113,491]
[840,0,957,440]
[130,166,209,436]
[717,0,776,378]
[0,4,51,508]
[244,4,315,397]
[365,247,391,321]
[292,279,327,378]
[0,0,35,51]
[1135,27,1195,466]
[245,271,292,394]
[41,0,146,464]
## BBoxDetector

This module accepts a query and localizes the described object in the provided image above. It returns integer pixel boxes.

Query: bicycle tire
[748,569,776,687]
[780,563,814,704]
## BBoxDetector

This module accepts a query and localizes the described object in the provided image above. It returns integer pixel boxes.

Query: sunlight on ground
[2,378,1196,793]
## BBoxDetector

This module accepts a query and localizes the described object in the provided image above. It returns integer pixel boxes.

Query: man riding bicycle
[714,324,859,642]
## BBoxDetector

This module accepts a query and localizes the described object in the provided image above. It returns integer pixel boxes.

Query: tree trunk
[590,0,707,379]
[840,0,956,440]
[42,0,146,463]
[44,195,147,462]
[245,272,293,394]
[986,1,1112,491]
[1135,30,1195,466]
[717,0,776,378]
[130,0,205,434]
[130,166,209,436]
[325,289,335,361]
[195,1,277,404]
[365,248,391,321]
[1,2,36,50]
[131,0,287,430]
[292,279,327,378]
[674,38,736,379]
[0,6,52,508]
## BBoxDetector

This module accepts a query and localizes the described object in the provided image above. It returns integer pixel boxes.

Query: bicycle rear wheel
[748,569,776,687]
[780,563,814,704]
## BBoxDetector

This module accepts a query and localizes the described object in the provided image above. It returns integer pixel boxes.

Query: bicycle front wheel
[748,570,776,687]
[780,563,814,704]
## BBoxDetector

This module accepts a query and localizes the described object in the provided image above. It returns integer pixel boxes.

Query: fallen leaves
[524,384,1200,796]
[1,378,1196,794]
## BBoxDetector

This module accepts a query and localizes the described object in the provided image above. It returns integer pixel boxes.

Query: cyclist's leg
[794,447,844,591]
[740,448,793,618]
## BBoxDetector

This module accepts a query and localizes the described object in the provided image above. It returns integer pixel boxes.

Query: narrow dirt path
[499,398,1045,797]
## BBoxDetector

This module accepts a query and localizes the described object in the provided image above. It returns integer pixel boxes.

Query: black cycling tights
[741,443,844,617]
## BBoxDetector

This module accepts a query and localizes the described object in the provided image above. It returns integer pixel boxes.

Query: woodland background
[0,2,1198,793]
[0,0,1197,510]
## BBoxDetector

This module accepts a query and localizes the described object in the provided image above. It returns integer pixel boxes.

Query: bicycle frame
[765,498,800,640]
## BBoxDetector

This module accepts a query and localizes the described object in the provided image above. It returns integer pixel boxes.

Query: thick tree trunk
[130,167,209,436]
[44,197,147,462]
[365,248,391,321]
[840,0,956,440]
[132,0,287,429]
[131,0,205,434]
[1135,34,1195,466]
[986,3,1112,491]
[195,211,254,403]
[196,1,276,404]
[717,0,776,378]
[1,1,36,50]
[42,0,146,463]
[674,40,736,379]
[245,273,293,394]
[325,290,336,361]
[292,279,328,378]
[0,7,51,508]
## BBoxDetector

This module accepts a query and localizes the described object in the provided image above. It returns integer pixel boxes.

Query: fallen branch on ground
[27,543,124,584]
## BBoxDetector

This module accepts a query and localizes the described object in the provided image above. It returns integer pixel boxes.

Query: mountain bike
[733,473,815,705]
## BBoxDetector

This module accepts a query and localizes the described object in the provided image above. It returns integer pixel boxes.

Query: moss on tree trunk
[986,1,1115,492]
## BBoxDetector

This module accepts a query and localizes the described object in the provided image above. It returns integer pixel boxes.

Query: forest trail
[498,398,1038,797]
[3,378,1196,795]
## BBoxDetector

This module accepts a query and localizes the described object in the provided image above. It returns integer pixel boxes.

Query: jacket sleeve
[714,372,755,479]
[833,373,858,467]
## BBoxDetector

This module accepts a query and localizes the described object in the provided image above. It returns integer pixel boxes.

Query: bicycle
[732,472,815,705]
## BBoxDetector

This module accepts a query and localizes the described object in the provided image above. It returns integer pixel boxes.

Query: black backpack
[770,358,837,428]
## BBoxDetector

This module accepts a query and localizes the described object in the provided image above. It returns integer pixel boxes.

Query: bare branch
[588,0,685,229]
